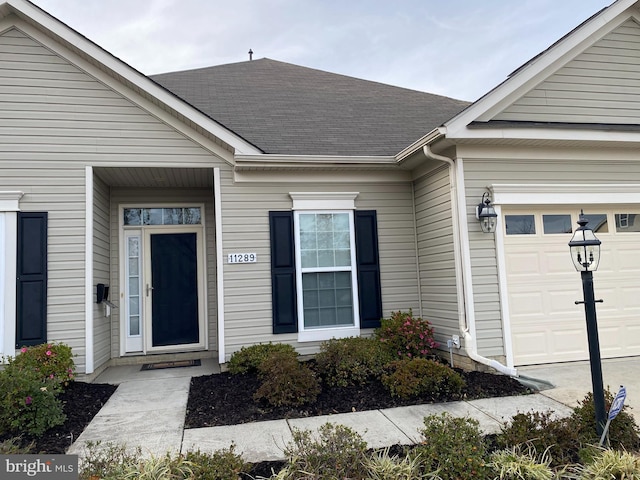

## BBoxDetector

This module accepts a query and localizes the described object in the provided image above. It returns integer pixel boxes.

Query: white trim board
[491,184,640,206]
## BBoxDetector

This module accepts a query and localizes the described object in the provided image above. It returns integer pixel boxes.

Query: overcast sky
[31,0,613,101]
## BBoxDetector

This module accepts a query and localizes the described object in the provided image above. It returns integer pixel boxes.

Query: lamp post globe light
[568,210,606,437]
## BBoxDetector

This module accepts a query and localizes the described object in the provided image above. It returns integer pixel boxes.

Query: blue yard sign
[599,385,627,446]
[609,386,627,420]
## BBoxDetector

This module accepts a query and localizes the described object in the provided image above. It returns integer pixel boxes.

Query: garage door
[504,207,640,365]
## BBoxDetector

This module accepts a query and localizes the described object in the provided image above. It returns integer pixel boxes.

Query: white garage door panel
[505,208,640,365]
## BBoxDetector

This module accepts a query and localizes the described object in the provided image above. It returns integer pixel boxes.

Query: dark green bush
[412,413,490,480]
[497,410,581,467]
[185,446,248,480]
[572,390,640,453]
[227,342,297,374]
[315,336,395,387]
[380,358,465,399]
[498,390,640,468]
[0,363,66,436]
[253,351,321,407]
[279,423,369,480]
[375,310,438,360]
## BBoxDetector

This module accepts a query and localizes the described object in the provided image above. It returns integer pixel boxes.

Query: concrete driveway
[519,357,640,418]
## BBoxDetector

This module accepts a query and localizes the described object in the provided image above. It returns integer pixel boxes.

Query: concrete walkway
[64,357,603,463]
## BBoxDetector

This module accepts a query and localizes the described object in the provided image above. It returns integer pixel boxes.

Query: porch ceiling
[94,167,214,188]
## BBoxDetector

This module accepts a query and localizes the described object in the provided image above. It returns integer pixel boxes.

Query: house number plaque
[227,253,257,263]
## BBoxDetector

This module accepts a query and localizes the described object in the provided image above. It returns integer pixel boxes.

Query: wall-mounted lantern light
[476,192,498,233]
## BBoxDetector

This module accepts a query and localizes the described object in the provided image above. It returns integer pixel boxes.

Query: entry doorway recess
[121,206,207,354]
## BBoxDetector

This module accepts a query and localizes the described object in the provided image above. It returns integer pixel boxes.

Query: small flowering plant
[375,310,439,360]
[13,342,75,387]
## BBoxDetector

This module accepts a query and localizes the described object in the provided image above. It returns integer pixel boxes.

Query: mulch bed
[185,366,530,428]
[2,364,529,465]
[0,382,117,454]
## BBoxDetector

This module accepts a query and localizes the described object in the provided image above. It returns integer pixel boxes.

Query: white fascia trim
[491,184,640,205]
[84,166,94,374]
[214,168,226,364]
[448,126,640,143]
[395,127,447,162]
[290,192,359,210]
[0,191,24,211]
[235,154,396,168]
[5,0,260,156]
[445,0,635,135]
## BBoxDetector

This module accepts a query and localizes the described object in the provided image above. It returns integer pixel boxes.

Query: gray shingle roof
[151,58,469,156]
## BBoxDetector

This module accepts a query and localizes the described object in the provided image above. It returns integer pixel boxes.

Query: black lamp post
[568,210,606,437]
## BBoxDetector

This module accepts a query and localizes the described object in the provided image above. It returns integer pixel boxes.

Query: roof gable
[152,59,469,157]
[444,0,640,139]
[0,0,261,155]
[493,18,640,124]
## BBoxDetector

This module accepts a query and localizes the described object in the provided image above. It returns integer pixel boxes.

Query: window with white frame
[270,192,382,341]
[295,211,357,330]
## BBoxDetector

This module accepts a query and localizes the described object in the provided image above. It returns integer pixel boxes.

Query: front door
[122,206,206,354]
[149,232,199,346]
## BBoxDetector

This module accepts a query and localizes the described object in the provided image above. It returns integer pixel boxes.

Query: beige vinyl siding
[93,174,110,369]
[413,164,459,346]
[0,27,232,371]
[494,19,640,123]
[109,187,217,358]
[460,144,640,358]
[220,171,420,360]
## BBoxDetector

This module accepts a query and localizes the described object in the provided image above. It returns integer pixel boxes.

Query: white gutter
[423,146,517,377]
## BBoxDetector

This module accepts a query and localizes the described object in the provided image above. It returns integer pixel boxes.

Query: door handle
[146,284,154,296]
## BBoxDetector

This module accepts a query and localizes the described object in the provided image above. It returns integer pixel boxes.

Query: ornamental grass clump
[488,445,554,480]
[375,310,438,360]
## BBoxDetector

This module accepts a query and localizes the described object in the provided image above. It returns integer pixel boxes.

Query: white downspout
[423,145,517,376]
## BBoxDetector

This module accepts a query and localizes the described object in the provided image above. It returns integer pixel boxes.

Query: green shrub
[0,361,66,436]
[79,441,142,480]
[277,423,369,480]
[227,342,297,375]
[571,391,640,453]
[184,446,248,480]
[497,410,581,467]
[488,445,554,480]
[576,448,640,479]
[13,342,75,387]
[315,336,395,387]
[380,358,465,399]
[412,413,490,480]
[253,351,321,407]
[375,310,438,360]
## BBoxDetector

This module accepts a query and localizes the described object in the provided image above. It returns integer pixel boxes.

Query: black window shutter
[269,211,298,334]
[355,210,382,329]
[16,212,48,347]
